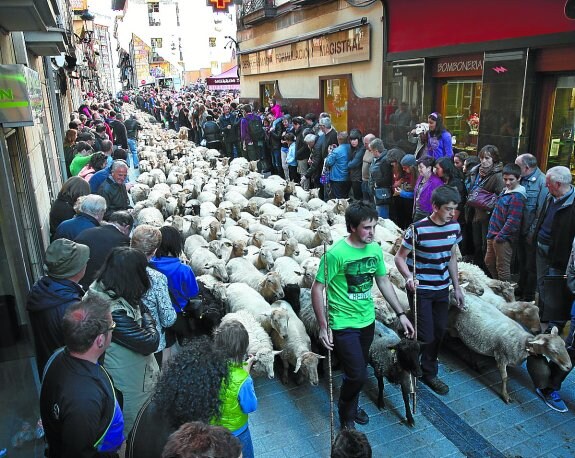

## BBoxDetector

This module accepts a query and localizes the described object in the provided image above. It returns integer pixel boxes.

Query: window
[323,78,349,133]
[546,76,575,176]
[151,38,162,49]
[440,80,482,152]
[148,2,160,26]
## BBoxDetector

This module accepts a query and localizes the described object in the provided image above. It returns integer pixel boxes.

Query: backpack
[248,116,265,141]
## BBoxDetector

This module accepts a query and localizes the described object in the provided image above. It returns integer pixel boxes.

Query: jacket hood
[27,277,84,312]
[504,184,527,197]
[150,256,182,276]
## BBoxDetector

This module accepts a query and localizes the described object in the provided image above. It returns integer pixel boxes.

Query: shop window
[260,81,278,113]
[323,78,348,133]
[440,80,482,153]
[546,76,575,177]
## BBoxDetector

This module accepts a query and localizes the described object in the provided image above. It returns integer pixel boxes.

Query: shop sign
[70,0,88,11]
[0,65,42,127]
[240,25,370,76]
[432,54,484,78]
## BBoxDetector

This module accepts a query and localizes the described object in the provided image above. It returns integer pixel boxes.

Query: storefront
[382,0,575,167]
[237,1,383,136]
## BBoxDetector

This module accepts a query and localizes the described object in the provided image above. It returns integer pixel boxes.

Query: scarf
[478,163,494,178]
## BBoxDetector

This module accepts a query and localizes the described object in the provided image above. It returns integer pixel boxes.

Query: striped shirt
[402,218,461,290]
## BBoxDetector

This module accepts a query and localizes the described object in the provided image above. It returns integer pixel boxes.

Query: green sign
[0,64,42,127]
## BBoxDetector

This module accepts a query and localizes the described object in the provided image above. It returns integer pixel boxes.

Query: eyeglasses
[106,321,116,333]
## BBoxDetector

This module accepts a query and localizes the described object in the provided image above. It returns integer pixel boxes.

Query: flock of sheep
[128,111,572,426]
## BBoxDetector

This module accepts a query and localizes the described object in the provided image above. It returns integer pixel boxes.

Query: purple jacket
[426,131,453,159]
[240,113,260,144]
[414,174,444,214]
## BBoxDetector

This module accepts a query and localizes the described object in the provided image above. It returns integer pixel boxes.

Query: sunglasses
[106,321,116,333]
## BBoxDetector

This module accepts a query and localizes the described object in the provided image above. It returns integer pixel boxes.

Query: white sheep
[269,300,325,386]
[226,257,284,303]
[183,234,209,259]
[188,247,229,282]
[272,256,303,286]
[134,207,164,227]
[282,224,333,249]
[221,310,281,379]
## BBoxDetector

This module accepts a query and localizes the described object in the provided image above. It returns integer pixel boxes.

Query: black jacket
[97,177,130,219]
[535,187,575,272]
[109,119,128,149]
[111,304,159,356]
[125,398,174,458]
[75,224,130,290]
[40,349,120,458]
[124,117,142,140]
[217,113,239,142]
[202,120,222,145]
[26,277,84,374]
[50,197,76,238]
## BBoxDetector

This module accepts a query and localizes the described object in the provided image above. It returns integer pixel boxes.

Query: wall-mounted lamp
[74,10,95,44]
[360,17,367,25]
[224,35,238,50]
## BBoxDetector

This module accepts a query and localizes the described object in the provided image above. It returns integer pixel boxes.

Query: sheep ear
[529,337,546,346]
[550,326,559,336]
[272,247,280,251]
[313,353,326,359]
[224,241,232,247]
[294,270,302,275]
[294,357,302,373]
[272,350,283,356]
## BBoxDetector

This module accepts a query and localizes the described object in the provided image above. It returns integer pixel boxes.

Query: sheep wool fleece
[316,239,386,330]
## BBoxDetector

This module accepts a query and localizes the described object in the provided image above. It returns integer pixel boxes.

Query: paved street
[250,347,575,457]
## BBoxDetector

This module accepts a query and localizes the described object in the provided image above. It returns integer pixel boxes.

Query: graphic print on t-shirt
[344,256,378,300]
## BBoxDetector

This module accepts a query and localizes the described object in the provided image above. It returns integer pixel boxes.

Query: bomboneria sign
[0,65,43,127]
[240,24,370,76]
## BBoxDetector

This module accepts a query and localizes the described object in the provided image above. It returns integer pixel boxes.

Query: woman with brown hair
[466,145,504,271]
[63,129,78,176]
[49,176,90,239]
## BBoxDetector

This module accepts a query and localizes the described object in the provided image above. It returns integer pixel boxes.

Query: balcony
[0,0,60,32]
[149,52,164,64]
[240,0,276,27]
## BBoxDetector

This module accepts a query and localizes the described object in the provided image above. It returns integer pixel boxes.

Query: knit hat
[401,154,416,167]
[45,239,90,279]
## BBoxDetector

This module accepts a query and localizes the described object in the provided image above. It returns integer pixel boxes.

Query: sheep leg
[400,379,415,427]
[280,355,290,385]
[376,374,386,410]
[496,359,511,403]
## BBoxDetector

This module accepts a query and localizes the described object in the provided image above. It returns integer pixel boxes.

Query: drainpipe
[380,0,387,138]
[44,56,68,180]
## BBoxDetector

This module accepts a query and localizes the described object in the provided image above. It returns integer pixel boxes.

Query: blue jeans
[407,287,450,379]
[332,322,375,422]
[271,149,281,170]
[236,426,254,458]
[376,204,389,219]
[127,138,139,168]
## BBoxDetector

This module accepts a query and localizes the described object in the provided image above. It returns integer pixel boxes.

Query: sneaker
[536,388,568,413]
[354,407,369,425]
[422,377,449,395]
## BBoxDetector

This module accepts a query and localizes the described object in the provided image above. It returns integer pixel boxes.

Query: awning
[206,66,240,91]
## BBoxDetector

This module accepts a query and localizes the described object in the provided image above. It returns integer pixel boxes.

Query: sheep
[226,282,289,338]
[258,203,284,218]
[200,220,223,242]
[227,258,284,303]
[246,246,275,271]
[272,256,303,286]
[282,224,333,249]
[188,247,229,282]
[269,300,325,386]
[300,257,320,289]
[184,234,209,259]
[246,222,283,242]
[221,310,281,379]
[494,300,541,334]
[134,207,164,227]
[368,321,421,426]
[228,239,249,260]
[447,293,572,403]
[223,225,251,243]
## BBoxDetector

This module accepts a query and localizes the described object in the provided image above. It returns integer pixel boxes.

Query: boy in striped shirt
[395,185,466,394]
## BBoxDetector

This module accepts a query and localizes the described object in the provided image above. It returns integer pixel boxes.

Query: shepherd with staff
[312,200,414,433]
[395,185,466,396]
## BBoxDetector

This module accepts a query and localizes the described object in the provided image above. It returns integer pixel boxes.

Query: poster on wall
[0,64,41,127]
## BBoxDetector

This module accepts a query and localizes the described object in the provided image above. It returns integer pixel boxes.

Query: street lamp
[75,10,95,44]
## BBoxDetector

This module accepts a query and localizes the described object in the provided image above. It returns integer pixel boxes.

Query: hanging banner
[240,24,370,76]
[0,65,42,127]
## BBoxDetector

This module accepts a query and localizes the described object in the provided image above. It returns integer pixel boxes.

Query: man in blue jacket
[325,131,351,199]
[27,239,90,374]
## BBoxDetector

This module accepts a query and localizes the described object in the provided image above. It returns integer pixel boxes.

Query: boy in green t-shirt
[312,201,414,431]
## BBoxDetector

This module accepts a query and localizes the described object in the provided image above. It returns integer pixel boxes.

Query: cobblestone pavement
[250,348,575,457]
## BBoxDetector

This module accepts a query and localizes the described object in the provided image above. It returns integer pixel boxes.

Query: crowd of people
[24,86,575,457]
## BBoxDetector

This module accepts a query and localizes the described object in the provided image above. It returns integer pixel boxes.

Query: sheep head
[259,247,275,270]
[315,225,333,245]
[391,339,422,378]
[259,272,284,303]
[488,280,516,302]
[528,327,572,372]
[210,260,229,282]
[284,238,300,257]
[269,308,289,339]
[251,349,282,379]
[273,190,285,207]
[250,231,266,248]
[294,351,325,386]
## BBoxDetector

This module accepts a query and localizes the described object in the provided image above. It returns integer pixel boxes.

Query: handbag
[541,275,574,322]
[374,187,392,203]
[467,187,497,211]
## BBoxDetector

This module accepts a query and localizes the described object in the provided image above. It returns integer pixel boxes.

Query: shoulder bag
[467,187,497,211]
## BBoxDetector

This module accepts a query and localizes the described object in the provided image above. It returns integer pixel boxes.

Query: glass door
[546,76,575,178]
[323,77,349,133]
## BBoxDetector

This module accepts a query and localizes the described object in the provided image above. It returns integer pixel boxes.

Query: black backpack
[248,116,265,141]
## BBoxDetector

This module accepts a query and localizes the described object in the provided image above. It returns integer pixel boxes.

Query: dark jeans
[223,141,240,158]
[351,181,363,200]
[408,287,450,379]
[472,219,490,273]
[332,322,375,422]
[527,352,573,392]
[517,236,537,300]
[329,180,351,199]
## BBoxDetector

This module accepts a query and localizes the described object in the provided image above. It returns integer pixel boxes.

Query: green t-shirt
[70,153,92,177]
[315,238,386,330]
